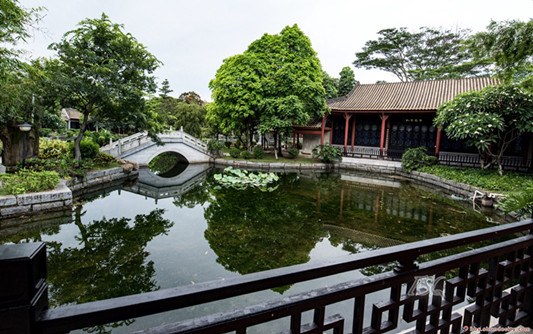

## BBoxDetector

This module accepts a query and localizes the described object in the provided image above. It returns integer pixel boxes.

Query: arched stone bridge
[100,129,212,166]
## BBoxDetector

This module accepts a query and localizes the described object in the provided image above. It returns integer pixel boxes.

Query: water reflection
[0,167,509,333]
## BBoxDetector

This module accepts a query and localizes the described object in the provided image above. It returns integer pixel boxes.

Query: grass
[419,164,533,194]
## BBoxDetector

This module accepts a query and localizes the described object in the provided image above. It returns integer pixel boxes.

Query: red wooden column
[292,132,296,148]
[351,116,356,152]
[343,113,352,153]
[320,115,326,146]
[435,126,442,156]
[379,114,389,156]
[330,118,334,145]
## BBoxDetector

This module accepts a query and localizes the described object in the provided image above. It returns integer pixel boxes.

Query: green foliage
[39,138,69,159]
[213,167,279,192]
[467,19,533,88]
[208,25,327,150]
[148,152,178,175]
[38,128,53,137]
[253,146,265,159]
[322,70,339,99]
[146,96,207,137]
[435,84,533,174]
[497,187,533,219]
[312,144,342,163]
[338,66,357,96]
[224,141,232,149]
[83,129,119,147]
[0,170,59,195]
[47,13,161,160]
[288,148,300,159]
[207,140,223,156]
[241,150,252,159]
[229,147,241,159]
[419,165,533,193]
[93,151,116,165]
[41,112,67,131]
[69,140,99,160]
[353,26,484,82]
[401,147,437,173]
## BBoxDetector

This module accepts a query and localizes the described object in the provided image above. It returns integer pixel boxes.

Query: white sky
[18,0,533,101]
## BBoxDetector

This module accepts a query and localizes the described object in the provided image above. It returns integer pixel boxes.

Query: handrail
[37,219,533,333]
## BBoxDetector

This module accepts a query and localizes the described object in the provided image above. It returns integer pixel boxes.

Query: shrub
[69,140,100,159]
[288,148,299,159]
[241,150,252,159]
[207,140,223,156]
[224,141,232,148]
[312,144,342,163]
[0,170,60,195]
[39,128,53,138]
[229,147,241,159]
[253,147,265,159]
[93,152,116,165]
[401,147,437,173]
[39,138,70,159]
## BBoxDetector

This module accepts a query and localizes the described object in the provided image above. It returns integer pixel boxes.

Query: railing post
[0,242,49,334]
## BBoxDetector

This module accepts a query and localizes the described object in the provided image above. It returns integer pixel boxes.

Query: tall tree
[0,0,44,165]
[159,79,172,98]
[353,27,485,82]
[322,70,339,99]
[209,25,327,157]
[435,84,533,175]
[467,19,533,89]
[337,66,357,96]
[47,13,161,160]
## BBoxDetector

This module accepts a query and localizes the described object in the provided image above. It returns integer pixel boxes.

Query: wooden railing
[2,220,533,333]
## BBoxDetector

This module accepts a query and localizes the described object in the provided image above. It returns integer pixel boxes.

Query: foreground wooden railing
[2,220,533,333]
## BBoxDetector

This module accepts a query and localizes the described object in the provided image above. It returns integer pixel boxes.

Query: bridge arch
[100,130,212,166]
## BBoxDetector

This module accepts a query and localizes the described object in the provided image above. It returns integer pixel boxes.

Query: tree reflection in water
[46,207,173,333]
[203,180,326,293]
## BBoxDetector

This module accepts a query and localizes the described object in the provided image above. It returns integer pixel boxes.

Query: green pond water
[0,165,511,333]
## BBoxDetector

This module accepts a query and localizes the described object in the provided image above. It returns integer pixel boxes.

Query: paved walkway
[341,157,402,168]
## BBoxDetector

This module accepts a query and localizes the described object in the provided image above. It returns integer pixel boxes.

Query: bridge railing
[2,219,533,333]
[100,129,208,157]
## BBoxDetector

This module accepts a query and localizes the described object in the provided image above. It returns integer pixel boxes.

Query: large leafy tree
[209,25,327,156]
[467,19,533,89]
[353,27,486,82]
[322,70,339,99]
[435,84,533,175]
[47,13,161,160]
[338,66,357,96]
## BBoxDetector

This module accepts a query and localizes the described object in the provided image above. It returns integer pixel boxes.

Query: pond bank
[0,166,138,224]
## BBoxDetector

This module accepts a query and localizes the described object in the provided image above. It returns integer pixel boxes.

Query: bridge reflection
[121,163,211,201]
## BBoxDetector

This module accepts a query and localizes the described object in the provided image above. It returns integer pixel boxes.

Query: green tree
[159,78,172,98]
[353,27,484,82]
[338,66,357,96]
[47,13,161,160]
[435,84,533,175]
[178,91,203,105]
[467,19,533,89]
[209,25,327,156]
[322,70,339,99]
[147,95,206,138]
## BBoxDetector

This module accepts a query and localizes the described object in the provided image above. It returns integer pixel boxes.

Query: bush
[207,140,223,156]
[93,152,116,165]
[39,128,53,138]
[69,140,100,159]
[241,150,252,159]
[229,147,241,159]
[401,147,437,173]
[0,170,60,195]
[224,141,232,148]
[39,138,70,159]
[312,144,342,163]
[253,147,265,159]
[288,148,299,159]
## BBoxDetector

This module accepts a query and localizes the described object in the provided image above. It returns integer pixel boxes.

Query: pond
[0,164,510,333]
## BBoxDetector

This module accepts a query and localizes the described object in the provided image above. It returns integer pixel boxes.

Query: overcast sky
[18,0,533,101]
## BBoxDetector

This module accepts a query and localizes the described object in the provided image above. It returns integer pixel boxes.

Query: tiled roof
[328,77,499,112]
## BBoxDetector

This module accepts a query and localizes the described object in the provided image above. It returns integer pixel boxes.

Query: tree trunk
[0,119,39,167]
[273,131,278,160]
[74,110,90,160]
